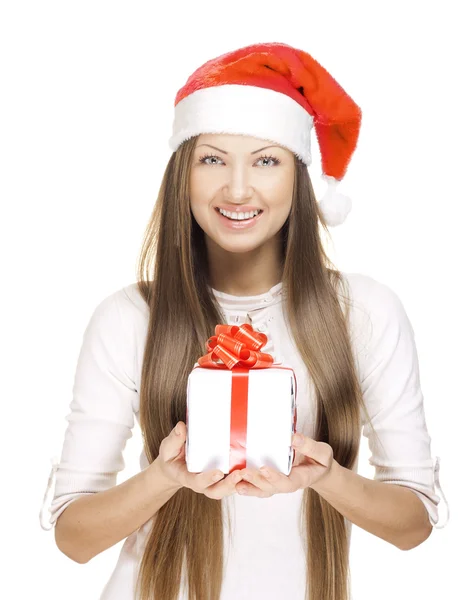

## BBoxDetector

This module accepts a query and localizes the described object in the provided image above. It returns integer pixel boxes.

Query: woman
[39,42,449,600]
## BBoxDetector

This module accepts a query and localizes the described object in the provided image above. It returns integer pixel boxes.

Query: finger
[184,467,226,492]
[204,469,243,499]
[252,467,296,493]
[160,422,186,462]
[259,466,298,493]
[238,469,278,496]
[235,480,273,498]
[292,434,334,468]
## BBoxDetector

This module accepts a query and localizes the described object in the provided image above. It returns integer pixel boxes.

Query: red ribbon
[190,324,296,472]
[197,323,274,370]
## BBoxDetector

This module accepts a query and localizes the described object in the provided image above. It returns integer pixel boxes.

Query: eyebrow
[196,143,281,155]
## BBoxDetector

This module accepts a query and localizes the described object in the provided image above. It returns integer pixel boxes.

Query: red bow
[197,323,275,369]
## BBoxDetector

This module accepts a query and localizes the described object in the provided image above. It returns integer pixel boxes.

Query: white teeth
[218,208,261,220]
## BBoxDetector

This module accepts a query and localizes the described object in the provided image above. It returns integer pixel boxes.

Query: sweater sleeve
[357,278,449,529]
[43,289,137,528]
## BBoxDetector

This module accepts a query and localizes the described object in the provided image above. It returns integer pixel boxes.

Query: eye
[197,153,281,167]
[198,154,224,166]
[255,154,281,167]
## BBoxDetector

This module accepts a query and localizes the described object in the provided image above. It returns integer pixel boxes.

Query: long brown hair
[134,135,378,600]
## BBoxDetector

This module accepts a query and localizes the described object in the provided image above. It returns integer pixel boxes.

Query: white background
[1,0,473,598]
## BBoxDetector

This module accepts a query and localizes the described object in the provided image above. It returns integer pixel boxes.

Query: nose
[223,164,253,202]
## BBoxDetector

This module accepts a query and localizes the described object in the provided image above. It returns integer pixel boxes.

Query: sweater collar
[208,281,284,311]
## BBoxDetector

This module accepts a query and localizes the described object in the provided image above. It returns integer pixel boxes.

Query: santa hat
[169,42,362,227]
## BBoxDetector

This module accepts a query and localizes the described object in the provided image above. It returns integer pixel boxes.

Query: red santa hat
[169,42,362,227]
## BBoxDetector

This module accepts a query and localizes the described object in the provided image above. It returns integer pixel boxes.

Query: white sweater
[39,272,449,599]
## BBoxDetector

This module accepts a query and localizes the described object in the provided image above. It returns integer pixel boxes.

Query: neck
[206,236,283,296]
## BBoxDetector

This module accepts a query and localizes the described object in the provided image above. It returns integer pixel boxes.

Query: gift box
[185,324,298,475]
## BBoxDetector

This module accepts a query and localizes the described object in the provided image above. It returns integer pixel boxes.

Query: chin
[208,233,265,255]
[216,241,263,254]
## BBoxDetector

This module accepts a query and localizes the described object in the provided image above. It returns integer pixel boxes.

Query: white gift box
[185,365,297,475]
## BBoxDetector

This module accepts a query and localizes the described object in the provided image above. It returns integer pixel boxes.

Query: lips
[215,206,264,230]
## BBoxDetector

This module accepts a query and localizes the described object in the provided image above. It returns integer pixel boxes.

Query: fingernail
[260,467,270,478]
[175,424,181,435]
[293,433,304,446]
[212,471,223,481]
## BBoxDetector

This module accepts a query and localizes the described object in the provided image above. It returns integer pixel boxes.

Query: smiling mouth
[214,207,263,221]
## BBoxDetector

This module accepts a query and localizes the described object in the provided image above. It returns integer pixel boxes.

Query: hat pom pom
[318,175,352,227]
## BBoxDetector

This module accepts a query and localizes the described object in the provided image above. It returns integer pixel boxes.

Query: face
[189,133,295,254]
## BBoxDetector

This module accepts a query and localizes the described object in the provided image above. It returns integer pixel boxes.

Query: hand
[150,421,245,499]
[234,432,335,498]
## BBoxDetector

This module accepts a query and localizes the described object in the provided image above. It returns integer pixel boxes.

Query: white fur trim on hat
[168,84,314,165]
[318,175,352,227]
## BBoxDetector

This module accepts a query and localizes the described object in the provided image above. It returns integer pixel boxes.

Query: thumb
[292,433,334,468]
[161,421,186,462]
